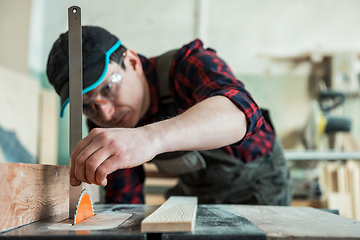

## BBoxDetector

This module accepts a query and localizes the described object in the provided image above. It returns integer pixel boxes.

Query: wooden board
[327,192,353,219]
[0,66,40,160]
[48,212,132,230]
[347,160,360,220]
[38,89,58,165]
[290,199,321,208]
[141,196,197,232]
[336,164,349,193]
[0,162,69,232]
[232,205,360,240]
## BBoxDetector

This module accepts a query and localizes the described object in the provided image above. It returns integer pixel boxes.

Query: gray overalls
[151,50,292,205]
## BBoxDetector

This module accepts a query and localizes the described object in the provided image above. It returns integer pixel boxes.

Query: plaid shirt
[88,39,275,204]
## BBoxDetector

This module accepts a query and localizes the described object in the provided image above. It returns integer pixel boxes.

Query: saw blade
[73,189,95,225]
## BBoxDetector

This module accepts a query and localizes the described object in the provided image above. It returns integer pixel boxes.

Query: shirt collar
[136,55,159,127]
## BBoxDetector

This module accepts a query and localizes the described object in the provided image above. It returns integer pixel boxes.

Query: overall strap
[156,49,178,116]
[152,48,207,175]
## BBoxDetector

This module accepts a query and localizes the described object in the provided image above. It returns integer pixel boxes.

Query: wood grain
[0,163,69,232]
[141,196,197,232]
[232,205,360,240]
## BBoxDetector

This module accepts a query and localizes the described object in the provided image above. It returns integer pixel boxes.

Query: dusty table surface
[2,204,359,240]
[0,204,265,240]
[233,205,360,240]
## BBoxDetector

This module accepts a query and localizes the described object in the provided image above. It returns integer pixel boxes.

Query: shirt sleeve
[170,40,265,143]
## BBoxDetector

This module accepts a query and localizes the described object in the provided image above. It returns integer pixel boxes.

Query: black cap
[46,26,122,117]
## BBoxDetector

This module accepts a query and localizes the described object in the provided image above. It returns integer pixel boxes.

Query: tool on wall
[303,89,351,150]
[68,5,95,224]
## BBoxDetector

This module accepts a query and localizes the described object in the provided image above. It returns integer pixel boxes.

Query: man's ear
[125,49,142,74]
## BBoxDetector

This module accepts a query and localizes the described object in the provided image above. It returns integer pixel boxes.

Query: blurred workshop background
[0,0,359,219]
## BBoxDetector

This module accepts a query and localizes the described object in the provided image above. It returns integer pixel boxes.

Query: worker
[46,26,292,205]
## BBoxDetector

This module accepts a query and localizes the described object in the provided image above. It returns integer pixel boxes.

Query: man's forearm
[142,95,247,155]
[69,95,247,186]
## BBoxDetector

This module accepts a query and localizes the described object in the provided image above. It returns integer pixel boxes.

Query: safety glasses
[82,71,122,117]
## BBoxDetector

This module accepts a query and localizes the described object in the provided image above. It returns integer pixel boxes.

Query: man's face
[83,59,147,128]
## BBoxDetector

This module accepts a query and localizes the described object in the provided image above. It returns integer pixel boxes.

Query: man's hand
[69,96,247,187]
[69,127,157,186]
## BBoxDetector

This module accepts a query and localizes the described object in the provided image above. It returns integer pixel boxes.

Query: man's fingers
[95,155,120,186]
[70,133,95,185]
[70,175,81,186]
[70,128,103,165]
[69,153,81,186]
[69,146,80,186]
[74,140,102,184]
[85,148,111,185]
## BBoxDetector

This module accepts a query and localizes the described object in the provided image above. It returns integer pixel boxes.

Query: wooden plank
[232,205,360,240]
[341,133,360,220]
[336,164,349,194]
[145,194,166,205]
[318,161,329,208]
[290,199,321,208]
[141,196,197,232]
[0,66,40,160]
[326,162,341,192]
[347,160,360,220]
[354,162,360,221]
[0,162,69,232]
[328,192,353,219]
[38,89,58,165]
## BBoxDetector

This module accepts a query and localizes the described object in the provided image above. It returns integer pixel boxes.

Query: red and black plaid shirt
[88,39,275,204]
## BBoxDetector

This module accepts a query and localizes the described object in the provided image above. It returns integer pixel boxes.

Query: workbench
[1,204,359,240]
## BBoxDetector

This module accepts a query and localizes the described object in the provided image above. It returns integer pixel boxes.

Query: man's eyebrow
[83,72,114,103]
[83,88,98,103]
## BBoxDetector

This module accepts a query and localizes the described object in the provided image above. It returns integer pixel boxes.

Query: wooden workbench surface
[1,204,360,240]
[233,205,360,240]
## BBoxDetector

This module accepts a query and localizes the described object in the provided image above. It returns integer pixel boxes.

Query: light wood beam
[141,196,198,232]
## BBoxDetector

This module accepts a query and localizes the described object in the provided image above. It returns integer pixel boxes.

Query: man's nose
[96,101,114,121]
